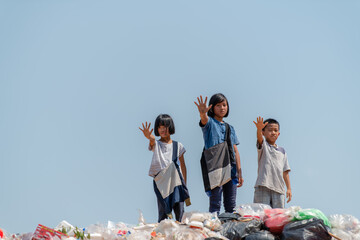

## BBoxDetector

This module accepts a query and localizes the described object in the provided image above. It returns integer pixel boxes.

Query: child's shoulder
[276,146,286,155]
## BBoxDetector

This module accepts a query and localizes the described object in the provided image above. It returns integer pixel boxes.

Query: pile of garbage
[1,204,360,240]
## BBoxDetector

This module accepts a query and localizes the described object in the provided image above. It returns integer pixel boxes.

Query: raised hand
[253,116,268,130]
[194,95,212,115]
[139,122,154,140]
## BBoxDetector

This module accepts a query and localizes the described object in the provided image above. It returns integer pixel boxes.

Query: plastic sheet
[282,218,331,240]
[244,230,275,240]
[220,219,262,240]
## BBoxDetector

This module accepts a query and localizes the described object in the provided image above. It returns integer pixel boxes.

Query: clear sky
[1,0,360,234]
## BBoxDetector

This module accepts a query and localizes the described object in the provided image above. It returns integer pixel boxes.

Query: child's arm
[253,116,268,147]
[139,122,155,150]
[233,145,244,187]
[179,154,187,184]
[283,170,292,203]
[194,95,212,126]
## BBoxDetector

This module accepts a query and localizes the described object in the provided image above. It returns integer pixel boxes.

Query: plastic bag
[218,212,242,223]
[292,208,331,228]
[173,226,205,240]
[328,214,360,233]
[328,214,360,240]
[264,208,291,234]
[236,203,272,220]
[220,219,262,240]
[182,212,214,224]
[244,230,275,240]
[86,221,134,240]
[154,219,180,237]
[282,218,331,240]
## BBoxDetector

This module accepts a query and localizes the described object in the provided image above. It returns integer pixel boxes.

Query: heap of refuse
[1,204,360,240]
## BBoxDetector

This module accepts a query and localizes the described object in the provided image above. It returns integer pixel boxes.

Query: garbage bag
[264,208,291,234]
[281,218,331,240]
[218,212,242,223]
[292,208,331,228]
[244,230,275,240]
[220,219,262,240]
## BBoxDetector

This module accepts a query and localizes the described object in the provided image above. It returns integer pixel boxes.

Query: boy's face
[262,123,280,145]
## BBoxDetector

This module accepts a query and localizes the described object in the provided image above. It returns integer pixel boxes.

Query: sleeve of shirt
[230,125,240,145]
[200,116,212,130]
[283,152,291,172]
[178,142,186,157]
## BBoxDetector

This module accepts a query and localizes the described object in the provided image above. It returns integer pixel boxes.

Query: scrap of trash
[1,204,360,240]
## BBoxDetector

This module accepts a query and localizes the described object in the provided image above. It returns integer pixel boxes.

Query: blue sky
[1,0,360,234]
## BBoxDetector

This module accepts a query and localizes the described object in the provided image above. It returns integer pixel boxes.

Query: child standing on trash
[195,94,244,214]
[139,114,190,222]
[253,116,292,208]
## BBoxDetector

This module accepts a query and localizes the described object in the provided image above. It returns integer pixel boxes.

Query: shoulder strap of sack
[225,123,235,163]
[172,141,178,162]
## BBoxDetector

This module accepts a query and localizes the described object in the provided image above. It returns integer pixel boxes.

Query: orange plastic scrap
[33,224,68,240]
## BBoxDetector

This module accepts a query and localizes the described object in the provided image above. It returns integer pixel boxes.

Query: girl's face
[158,125,170,138]
[213,100,228,118]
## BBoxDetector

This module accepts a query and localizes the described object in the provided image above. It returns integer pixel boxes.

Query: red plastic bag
[264,208,291,234]
[33,224,68,240]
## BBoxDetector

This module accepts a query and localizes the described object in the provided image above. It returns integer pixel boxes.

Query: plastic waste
[244,230,275,240]
[203,218,222,232]
[236,203,272,220]
[292,208,331,228]
[220,219,262,240]
[282,218,331,240]
[264,208,291,234]
[138,210,146,226]
[154,219,180,237]
[182,211,214,224]
[54,220,76,236]
[173,226,205,240]
[328,214,360,240]
[218,212,242,223]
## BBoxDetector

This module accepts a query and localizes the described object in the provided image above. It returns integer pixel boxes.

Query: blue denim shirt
[200,117,239,156]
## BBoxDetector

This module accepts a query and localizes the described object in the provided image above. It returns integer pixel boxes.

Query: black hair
[263,118,280,130]
[154,114,175,136]
[207,93,229,118]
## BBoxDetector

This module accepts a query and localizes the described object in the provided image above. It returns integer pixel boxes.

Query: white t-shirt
[255,136,291,194]
[148,140,186,177]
